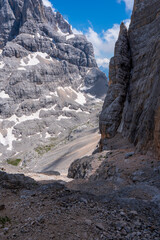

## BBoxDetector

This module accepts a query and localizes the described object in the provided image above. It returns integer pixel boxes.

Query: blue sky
[43,0,134,73]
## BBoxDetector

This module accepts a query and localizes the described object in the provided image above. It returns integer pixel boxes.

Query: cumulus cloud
[96,58,110,69]
[42,0,55,11]
[117,0,134,11]
[83,19,130,70]
[84,25,119,70]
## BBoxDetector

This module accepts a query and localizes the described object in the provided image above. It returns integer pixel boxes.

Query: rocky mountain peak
[100,0,160,157]
[0,0,74,48]
[0,0,107,163]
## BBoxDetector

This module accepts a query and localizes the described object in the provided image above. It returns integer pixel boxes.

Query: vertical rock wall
[100,0,160,157]
[99,23,131,149]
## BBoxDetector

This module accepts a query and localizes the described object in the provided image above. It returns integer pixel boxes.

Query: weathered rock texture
[100,0,160,157]
[0,0,107,162]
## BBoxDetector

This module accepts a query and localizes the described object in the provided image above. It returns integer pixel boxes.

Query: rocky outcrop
[100,0,160,157]
[0,0,107,162]
[0,170,36,189]
[99,23,131,146]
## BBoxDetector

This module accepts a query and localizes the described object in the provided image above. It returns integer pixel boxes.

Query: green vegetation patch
[0,216,11,227]
[7,158,21,166]
[35,145,54,155]
[35,138,58,155]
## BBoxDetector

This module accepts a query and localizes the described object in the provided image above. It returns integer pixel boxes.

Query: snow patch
[50,91,58,97]
[18,67,26,71]
[80,85,92,91]
[57,115,72,121]
[0,104,57,150]
[57,24,69,36]
[62,105,88,114]
[58,86,86,105]
[62,106,72,112]
[87,93,103,103]
[0,91,10,99]
[45,95,52,99]
[36,33,43,39]
[0,128,17,151]
[0,61,5,69]
[66,34,75,40]
[20,52,53,67]
[45,132,54,139]
[75,92,86,105]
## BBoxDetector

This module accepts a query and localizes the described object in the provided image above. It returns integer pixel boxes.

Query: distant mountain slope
[0,0,107,162]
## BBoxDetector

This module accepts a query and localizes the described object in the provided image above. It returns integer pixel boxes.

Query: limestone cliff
[100,0,160,157]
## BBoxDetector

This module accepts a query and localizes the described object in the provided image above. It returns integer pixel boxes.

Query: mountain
[0,0,107,162]
[0,1,160,239]
[100,0,160,157]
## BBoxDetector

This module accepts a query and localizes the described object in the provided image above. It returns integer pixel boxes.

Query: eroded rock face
[0,0,107,162]
[100,0,160,157]
[99,23,131,144]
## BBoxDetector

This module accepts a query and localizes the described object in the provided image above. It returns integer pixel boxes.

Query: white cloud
[96,58,110,69]
[117,0,134,11]
[42,0,55,11]
[84,25,119,70]
[82,19,130,71]
[124,19,131,29]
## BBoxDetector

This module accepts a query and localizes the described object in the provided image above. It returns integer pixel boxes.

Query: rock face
[0,0,107,161]
[99,23,131,143]
[100,0,160,157]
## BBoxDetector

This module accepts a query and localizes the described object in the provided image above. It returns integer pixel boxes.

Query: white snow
[87,93,103,103]
[0,61,5,69]
[66,34,75,40]
[56,24,68,36]
[18,67,26,71]
[75,91,86,105]
[58,86,86,105]
[0,91,10,99]
[45,95,53,99]
[50,91,58,97]
[0,128,17,151]
[0,104,57,150]
[47,36,53,41]
[57,86,65,91]
[20,52,53,67]
[45,132,54,139]
[57,115,72,121]
[20,54,39,66]
[80,85,92,91]
[36,33,43,39]
[62,106,72,112]
[36,33,53,41]
[76,108,83,113]
[62,105,88,113]
[26,34,35,38]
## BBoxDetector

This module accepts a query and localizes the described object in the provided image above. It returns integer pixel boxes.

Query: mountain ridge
[0,0,107,163]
